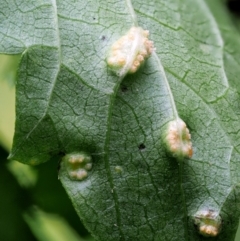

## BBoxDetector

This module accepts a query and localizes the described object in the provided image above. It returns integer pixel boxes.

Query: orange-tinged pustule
[107,27,155,76]
[194,210,222,237]
[164,118,193,159]
[199,225,219,237]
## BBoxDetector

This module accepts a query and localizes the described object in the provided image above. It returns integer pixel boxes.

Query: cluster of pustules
[165,118,193,159]
[107,27,155,75]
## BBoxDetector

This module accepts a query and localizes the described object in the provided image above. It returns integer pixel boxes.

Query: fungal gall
[194,210,222,237]
[107,27,155,76]
[62,152,92,181]
[164,118,193,159]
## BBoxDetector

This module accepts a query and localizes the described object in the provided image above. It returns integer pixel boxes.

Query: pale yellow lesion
[107,27,155,76]
[62,152,92,181]
[115,166,123,173]
[164,118,193,159]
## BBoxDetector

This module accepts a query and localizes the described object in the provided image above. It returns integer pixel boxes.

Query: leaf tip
[7,151,43,166]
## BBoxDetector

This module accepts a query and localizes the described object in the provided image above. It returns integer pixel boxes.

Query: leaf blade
[1,0,240,240]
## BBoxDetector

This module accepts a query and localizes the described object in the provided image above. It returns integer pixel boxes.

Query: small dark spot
[101,35,106,41]
[93,17,96,20]
[79,85,84,91]
[57,152,65,173]
[121,85,128,92]
[138,143,146,150]
[227,0,240,15]
[57,159,62,176]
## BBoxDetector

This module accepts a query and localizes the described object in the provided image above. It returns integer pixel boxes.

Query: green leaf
[24,208,91,241]
[0,77,15,150]
[1,0,240,240]
[0,54,20,150]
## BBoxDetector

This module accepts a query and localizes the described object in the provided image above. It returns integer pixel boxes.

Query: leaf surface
[1,0,240,240]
